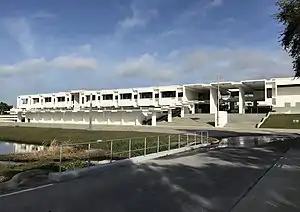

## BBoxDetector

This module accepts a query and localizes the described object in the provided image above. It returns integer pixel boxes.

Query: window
[267,88,272,98]
[103,94,113,100]
[115,95,118,100]
[161,91,176,98]
[86,95,90,102]
[22,98,28,104]
[120,93,132,100]
[134,94,138,99]
[57,97,65,102]
[178,92,183,97]
[33,98,39,104]
[92,95,96,101]
[71,95,74,101]
[67,98,69,102]
[140,92,153,99]
[45,97,51,103]
[155,93,159,98]
[231,91,239,97]
[82,97,85,103]
[98,96,101,101]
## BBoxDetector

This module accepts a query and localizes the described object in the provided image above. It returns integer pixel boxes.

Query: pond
[0,141,45,155]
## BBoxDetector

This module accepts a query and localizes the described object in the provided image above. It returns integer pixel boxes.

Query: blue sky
[0,0,293,104]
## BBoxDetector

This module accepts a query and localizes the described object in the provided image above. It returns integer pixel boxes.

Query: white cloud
[117,53,175,82]
[118,6,158,31]
[209,0,223,7]
[161,28,185,38]
[0,55,99,77]
[4,17,35,57]
[184,48,293,80]
[52,56,98,70]
[31,11,56,19]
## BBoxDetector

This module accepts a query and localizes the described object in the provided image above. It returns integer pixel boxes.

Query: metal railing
[58,131,213,173]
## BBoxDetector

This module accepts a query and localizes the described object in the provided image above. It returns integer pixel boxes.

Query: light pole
[216,75,220,127]
[88,100,92,130]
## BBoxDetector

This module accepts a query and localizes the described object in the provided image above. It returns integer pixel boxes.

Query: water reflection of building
[13,143,45,153]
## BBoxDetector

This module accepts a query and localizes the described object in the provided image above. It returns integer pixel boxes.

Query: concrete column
[121,112,124,125]
[239,87,245,114]
[191,104,195,114]
[230,102,234,111]
[151,111,156,126]
[210,87,218,114]
[180,107,185,117]
[17,112,22,122]
[167,109,172,122]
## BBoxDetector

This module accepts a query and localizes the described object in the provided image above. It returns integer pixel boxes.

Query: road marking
[0,183,54,198]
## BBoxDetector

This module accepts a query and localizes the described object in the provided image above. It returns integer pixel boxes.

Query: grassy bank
[0,126,164,145]
[260,114,300,129]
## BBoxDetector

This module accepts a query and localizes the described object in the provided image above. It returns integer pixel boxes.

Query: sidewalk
[231,141,300,212]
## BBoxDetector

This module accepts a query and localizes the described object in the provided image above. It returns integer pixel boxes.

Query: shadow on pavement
[1,139,299,212]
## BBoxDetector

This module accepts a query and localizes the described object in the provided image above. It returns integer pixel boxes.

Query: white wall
[23,110,146,126]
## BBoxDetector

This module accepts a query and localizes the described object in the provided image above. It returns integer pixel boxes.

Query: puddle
[219,135,293,148]
[0,141,45,155]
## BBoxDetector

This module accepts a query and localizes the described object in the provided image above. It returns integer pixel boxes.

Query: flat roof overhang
[184,83,211,90]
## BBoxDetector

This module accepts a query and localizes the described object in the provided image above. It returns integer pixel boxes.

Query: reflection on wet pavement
[219,135,295,148]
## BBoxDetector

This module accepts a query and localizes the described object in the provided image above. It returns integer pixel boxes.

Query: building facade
[13,77,300,126]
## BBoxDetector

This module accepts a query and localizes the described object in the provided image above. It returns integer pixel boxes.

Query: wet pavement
[0,135,297,212]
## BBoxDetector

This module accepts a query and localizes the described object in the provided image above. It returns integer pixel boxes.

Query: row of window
[21,92,184,104]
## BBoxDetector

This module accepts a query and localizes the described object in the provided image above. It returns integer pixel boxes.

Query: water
[0,141,45,155]
[219,135,292,148]
[0,135,295,155]
[0,142,14,155]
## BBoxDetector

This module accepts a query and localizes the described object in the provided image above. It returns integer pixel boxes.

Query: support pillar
[151,111,156,126]
[210,87,218,114]
[180,107,185,117]
[16,112,22,122]
[121,112,124,125]
[239,87,245,114]
[191,104,196,114]
[168,109,172,122]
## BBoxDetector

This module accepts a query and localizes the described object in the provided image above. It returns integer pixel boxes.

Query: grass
[260,114,300,129]
[0,126,165,145]
[0,126,215,182]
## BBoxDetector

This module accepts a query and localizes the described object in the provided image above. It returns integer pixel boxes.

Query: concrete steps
[157,113,265,129]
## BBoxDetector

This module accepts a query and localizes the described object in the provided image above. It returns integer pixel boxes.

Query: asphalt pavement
[0,138,291,212]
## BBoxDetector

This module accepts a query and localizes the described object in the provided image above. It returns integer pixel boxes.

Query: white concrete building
[12,77,300,126]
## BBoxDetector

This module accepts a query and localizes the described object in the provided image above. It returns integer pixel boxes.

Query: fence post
[88,143,91,167]
[59,145,62,173]
[144,137,147,155]
[201,131,203,143]
[178,134,181,148]
[206,131,209,143]
[157,136,160,153]
[129,138,132,158]
[110,140,113,162]
[187,134,189,146]
[168,135,171,150]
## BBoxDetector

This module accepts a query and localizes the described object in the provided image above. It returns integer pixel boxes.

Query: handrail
[58,131,217,173]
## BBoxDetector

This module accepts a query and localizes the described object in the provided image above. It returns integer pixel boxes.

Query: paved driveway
[0,141,289,212]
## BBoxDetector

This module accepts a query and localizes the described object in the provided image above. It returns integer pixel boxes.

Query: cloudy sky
[0,0,293,103]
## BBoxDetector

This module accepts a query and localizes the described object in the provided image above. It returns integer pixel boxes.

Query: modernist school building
[13,77,300,126]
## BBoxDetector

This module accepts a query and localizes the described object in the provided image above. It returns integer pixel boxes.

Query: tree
[276,0,300,77]
[0,102,13,115]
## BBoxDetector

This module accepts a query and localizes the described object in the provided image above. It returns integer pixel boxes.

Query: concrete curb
[48,143,211,182]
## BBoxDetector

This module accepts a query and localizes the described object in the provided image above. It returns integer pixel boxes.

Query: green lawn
[260,114,300,129]
[0,126,165,145]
